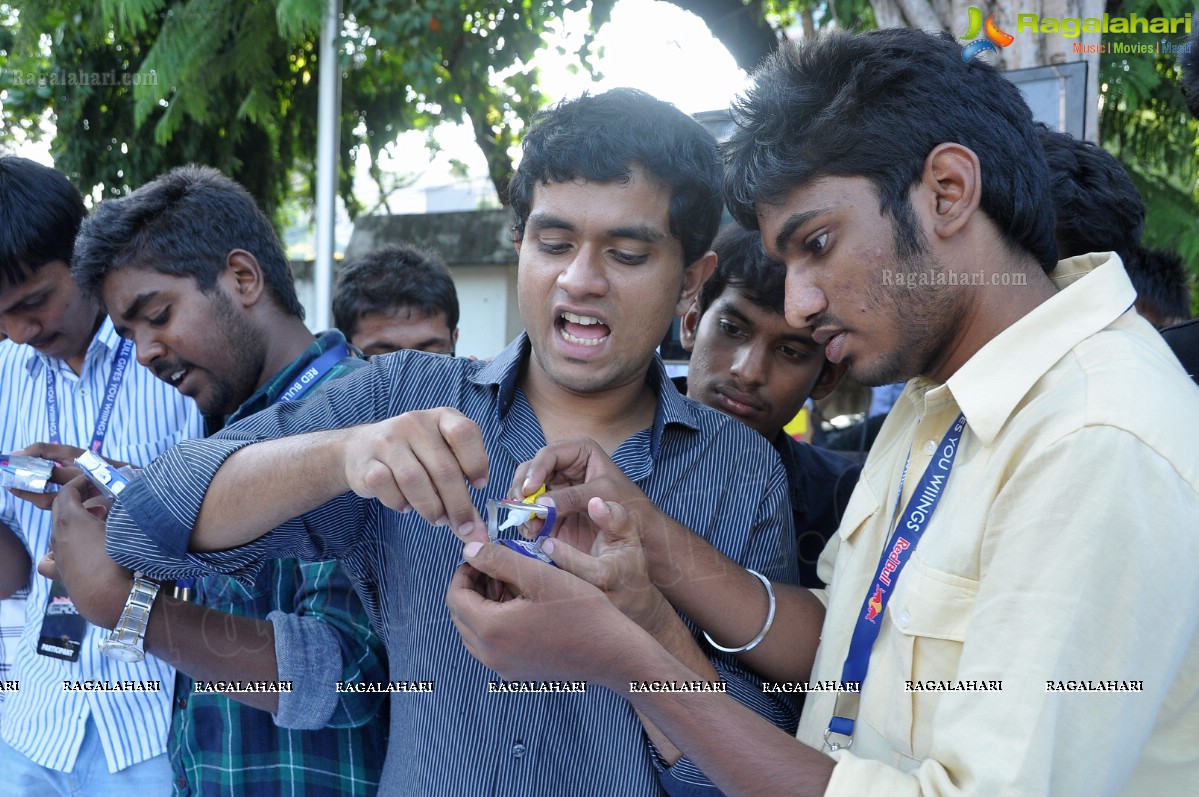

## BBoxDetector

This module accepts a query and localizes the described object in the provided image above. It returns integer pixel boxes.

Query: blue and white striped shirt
[108,335,798,795]
[0,318,203,772]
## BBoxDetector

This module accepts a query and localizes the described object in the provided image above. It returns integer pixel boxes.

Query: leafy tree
[0,0,604,220]
[2,0,1194,288]
[1097,0,1199,272]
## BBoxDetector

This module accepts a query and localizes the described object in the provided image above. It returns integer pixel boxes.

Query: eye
[717,318,747,339]
[537,240,571,255]
[149,308,171,326]
[610,250,648,266]
[18,292,49,310]
[805,231,830,255]
[779,344,808,361]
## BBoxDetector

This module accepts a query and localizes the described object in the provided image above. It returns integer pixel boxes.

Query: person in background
[1037,123,1144,267]
[1033,126,1195,334]
[0,155,203,794]
[35,165,388,797]
[333,243,459,356]
[677,223,858,587]
[1123,245,1192,330]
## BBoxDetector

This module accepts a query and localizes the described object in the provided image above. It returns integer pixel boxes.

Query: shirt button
[512,741,526,758]
[896,610,911,628]
[923,440,937,456]
[176,777,187,788]
[177,697,188,709]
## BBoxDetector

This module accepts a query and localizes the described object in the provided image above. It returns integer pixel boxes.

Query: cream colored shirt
[798,254,1199,796]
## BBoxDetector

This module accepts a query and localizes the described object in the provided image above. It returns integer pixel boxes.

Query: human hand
[7,442,89,510]
[511,438,664,553]
[37,475,132,629]
[340,408,489,542]
[542,497,675,636]
[446,537,634,685]
[8,442,134,510]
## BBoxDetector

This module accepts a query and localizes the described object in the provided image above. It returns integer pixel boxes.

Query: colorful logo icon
[865,586,884,622]
[961,7,1015,61]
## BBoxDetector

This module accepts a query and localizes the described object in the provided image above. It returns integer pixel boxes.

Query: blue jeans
[0,721,169,796]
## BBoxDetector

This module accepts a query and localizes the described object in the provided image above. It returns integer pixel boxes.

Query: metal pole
[312,0,342,331]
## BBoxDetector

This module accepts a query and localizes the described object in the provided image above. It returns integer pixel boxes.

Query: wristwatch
[98,574,160,663]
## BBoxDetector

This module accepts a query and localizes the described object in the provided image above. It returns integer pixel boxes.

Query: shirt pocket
[862,557,978,761]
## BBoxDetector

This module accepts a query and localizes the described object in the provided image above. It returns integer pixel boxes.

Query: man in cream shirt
[446,27,1199,797]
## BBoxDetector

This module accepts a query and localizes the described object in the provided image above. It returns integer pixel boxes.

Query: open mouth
[558,311,611,347]
[155,364,190,388]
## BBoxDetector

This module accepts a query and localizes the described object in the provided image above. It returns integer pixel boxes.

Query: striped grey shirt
[108,335,798,795]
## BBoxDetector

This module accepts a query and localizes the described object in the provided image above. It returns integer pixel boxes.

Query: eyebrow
[526,212,666,244]
[772,209,826,256]
[363,336,447,353]
[526,213,576,234]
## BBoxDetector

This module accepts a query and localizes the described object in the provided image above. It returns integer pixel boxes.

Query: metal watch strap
[99,575,160,662]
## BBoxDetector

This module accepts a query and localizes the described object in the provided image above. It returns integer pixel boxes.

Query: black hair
[1125,246,1193,324]
[72,165,303,318]
[509,87,724,269]
[1182,12,1199,117]
[723,28,1059,273]
[1037,124,1144,263]
[697,224,785,317]
[333,244,460,339]
[0,156,87,289]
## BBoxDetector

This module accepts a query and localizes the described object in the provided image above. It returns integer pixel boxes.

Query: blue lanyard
[826,412,966,749]
[45,339,135,454]
[276,343,348,404]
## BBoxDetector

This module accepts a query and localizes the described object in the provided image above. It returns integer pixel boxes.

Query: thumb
[37,553,59,581]
[588,497,641,548]
[460,540,544,599]
[543,498,640,588]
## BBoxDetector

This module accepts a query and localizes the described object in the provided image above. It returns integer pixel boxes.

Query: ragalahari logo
[961,7,1015,61]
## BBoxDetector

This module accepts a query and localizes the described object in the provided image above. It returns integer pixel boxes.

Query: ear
[921,143,982,241]
[679,300,700,353]
[676,251,717,316]
[224,250,266,308]
[809,360,849,401]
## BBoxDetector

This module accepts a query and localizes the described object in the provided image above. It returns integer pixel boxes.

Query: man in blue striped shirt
[0,157,203,793]
[39,165,388,796]
[96,89,801,795]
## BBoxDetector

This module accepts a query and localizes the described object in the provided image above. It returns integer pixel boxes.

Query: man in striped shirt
[0,156,203,793]
[40,165,388,796]
[96,89,801,795]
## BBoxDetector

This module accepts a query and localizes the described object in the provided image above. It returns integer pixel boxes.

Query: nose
[730,343,769,389]
[1,315,40,346]
[784,268,827,329]
[131,328,166,367]
[556,245,609,299]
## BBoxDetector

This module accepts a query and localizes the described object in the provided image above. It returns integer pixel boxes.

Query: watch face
[99,640,144,663]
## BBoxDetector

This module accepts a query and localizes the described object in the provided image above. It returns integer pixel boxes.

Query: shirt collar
[24,315,121,379]
[227,329,352,425]
[470,333,703,456]
[945,252,1134,445]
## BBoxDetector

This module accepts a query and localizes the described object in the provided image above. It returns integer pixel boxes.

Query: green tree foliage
[1098,0,1199,273]
[0,0,604,220]
[3,0,1193,294]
